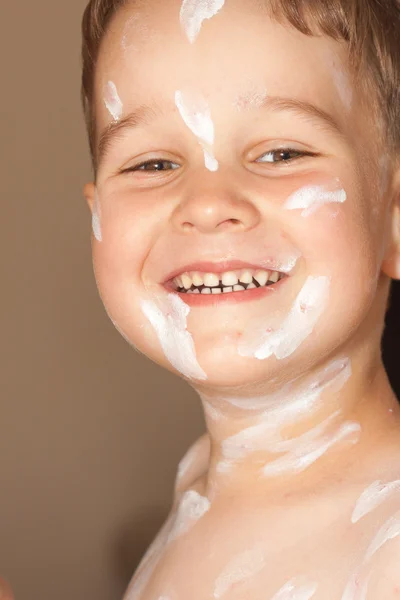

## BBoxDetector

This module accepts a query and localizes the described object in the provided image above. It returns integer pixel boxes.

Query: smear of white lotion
[141,293,207,380]
[104,81,123,121]
[284,185,346,217]
[270,577,318,600]
[351,479,400,524]
[180,0,225,43]
[213,544,266,598]
[168,490,210,543]
[238,276,331,361]
[92,189,102,242]
[341,509,400,600]
[175,90,219,171]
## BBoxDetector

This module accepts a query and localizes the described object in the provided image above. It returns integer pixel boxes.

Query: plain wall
[1,2,399,600]
[0,2,204,599]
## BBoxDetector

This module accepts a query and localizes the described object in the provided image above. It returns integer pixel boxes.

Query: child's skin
[84,0,400,597]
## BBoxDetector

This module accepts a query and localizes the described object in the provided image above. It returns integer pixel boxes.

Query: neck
[195,343,400,503]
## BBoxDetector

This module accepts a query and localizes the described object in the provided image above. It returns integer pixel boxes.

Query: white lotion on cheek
[175,90,219,171]
[104,81,123,121]
[284,185,346,217]
[271,577,318,600]
[238,276,331,361]
[140,293,207,380]
[92,189,102,242]
[168,490,210,542]
[351,479,400,524]
[213,544,266,598]
[180,0,225,43]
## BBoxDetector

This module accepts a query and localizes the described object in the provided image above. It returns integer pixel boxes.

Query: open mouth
[171,268,287,295]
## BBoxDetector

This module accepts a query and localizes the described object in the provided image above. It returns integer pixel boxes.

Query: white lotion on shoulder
[168,490,210,542]
[351,479,400,524]
[284,184,346,217]
[213,544,266,598]
[180,0,225,43]
[175,90,219,171]
[238,276,331,361]
[271,577,318,600]
[141,293,207,380]
[104,81,123,121]
[92,189,102,242]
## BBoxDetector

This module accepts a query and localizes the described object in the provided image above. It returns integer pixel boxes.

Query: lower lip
[163,278,288,306]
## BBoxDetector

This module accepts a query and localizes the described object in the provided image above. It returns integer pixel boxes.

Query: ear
[83,182,96,212]
[382,169,400,279]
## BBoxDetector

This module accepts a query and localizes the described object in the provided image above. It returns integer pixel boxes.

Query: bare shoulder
[173,433,210,501]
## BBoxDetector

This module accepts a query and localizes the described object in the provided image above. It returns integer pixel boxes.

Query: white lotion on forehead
[351,479,400,524]
[271,578,318,600]
[168,490,210,542]
[180,0,225,43]
[141,293,207,380]
[213,545,266,598]
[284,185,346,217]
[238,276,331,361]
[175,90,219,171]
[92,189,102,242]
[104,81,123,121]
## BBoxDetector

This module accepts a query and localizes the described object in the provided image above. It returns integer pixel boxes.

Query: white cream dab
[238,276,331,361]
[92,189,102,242]
[213,544,266,598]
[140,293,207,380]
[284,185,346,217]
[271,577,318,599]
[168,490,210,542]
[351,479,400,524]
[342,509,400,600]
[175,90,219,171]
[180,0,225,43]
[104,81,123,121]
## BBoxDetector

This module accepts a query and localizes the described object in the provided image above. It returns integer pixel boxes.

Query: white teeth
[221,271,239,286]
[233,284,246,292]
[203,273,220,287]
[247,283,256,289]
[223,286,233,293]
[201,287,211,294]
[254,270,269,286]
[269,271,279,283]
[181,273,192,290]
[212,288,222,294]
[192,272,204,287]
[239,270,253,284]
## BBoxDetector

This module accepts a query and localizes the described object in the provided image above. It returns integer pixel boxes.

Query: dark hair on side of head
[81,0,400,172]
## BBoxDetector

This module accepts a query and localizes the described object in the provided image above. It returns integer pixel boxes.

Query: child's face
[85,0,399,390]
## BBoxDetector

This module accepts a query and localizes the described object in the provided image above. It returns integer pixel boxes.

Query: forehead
[95,0,352,131]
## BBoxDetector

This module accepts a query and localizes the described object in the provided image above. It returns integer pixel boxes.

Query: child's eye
[256,148,315,164]
[121,159,180,174]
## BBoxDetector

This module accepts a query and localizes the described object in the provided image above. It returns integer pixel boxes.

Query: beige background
[0,2,204,599]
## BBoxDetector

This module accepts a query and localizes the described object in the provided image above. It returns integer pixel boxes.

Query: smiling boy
[81,0,400,598]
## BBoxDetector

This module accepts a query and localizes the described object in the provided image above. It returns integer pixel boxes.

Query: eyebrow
[96,94,344,168]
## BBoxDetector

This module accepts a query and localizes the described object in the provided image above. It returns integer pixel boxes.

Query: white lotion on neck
[284,185,346,217]
[180,0,225,43]
[271,577,318,600]
[104,81,123,121]
[168,490,210,542]
[175,90,219,171]
[351,479,400,524]
[213,544,266,598]
[92,189,102,242]
[238,276,331,361]
[140,293,207,380]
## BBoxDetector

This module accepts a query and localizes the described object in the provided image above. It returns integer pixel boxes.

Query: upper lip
[162,260,292,284]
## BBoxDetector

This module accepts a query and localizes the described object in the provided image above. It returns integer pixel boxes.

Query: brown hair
[81,0,400,170]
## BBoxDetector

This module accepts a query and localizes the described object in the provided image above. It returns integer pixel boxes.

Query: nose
[171,177,261,234]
